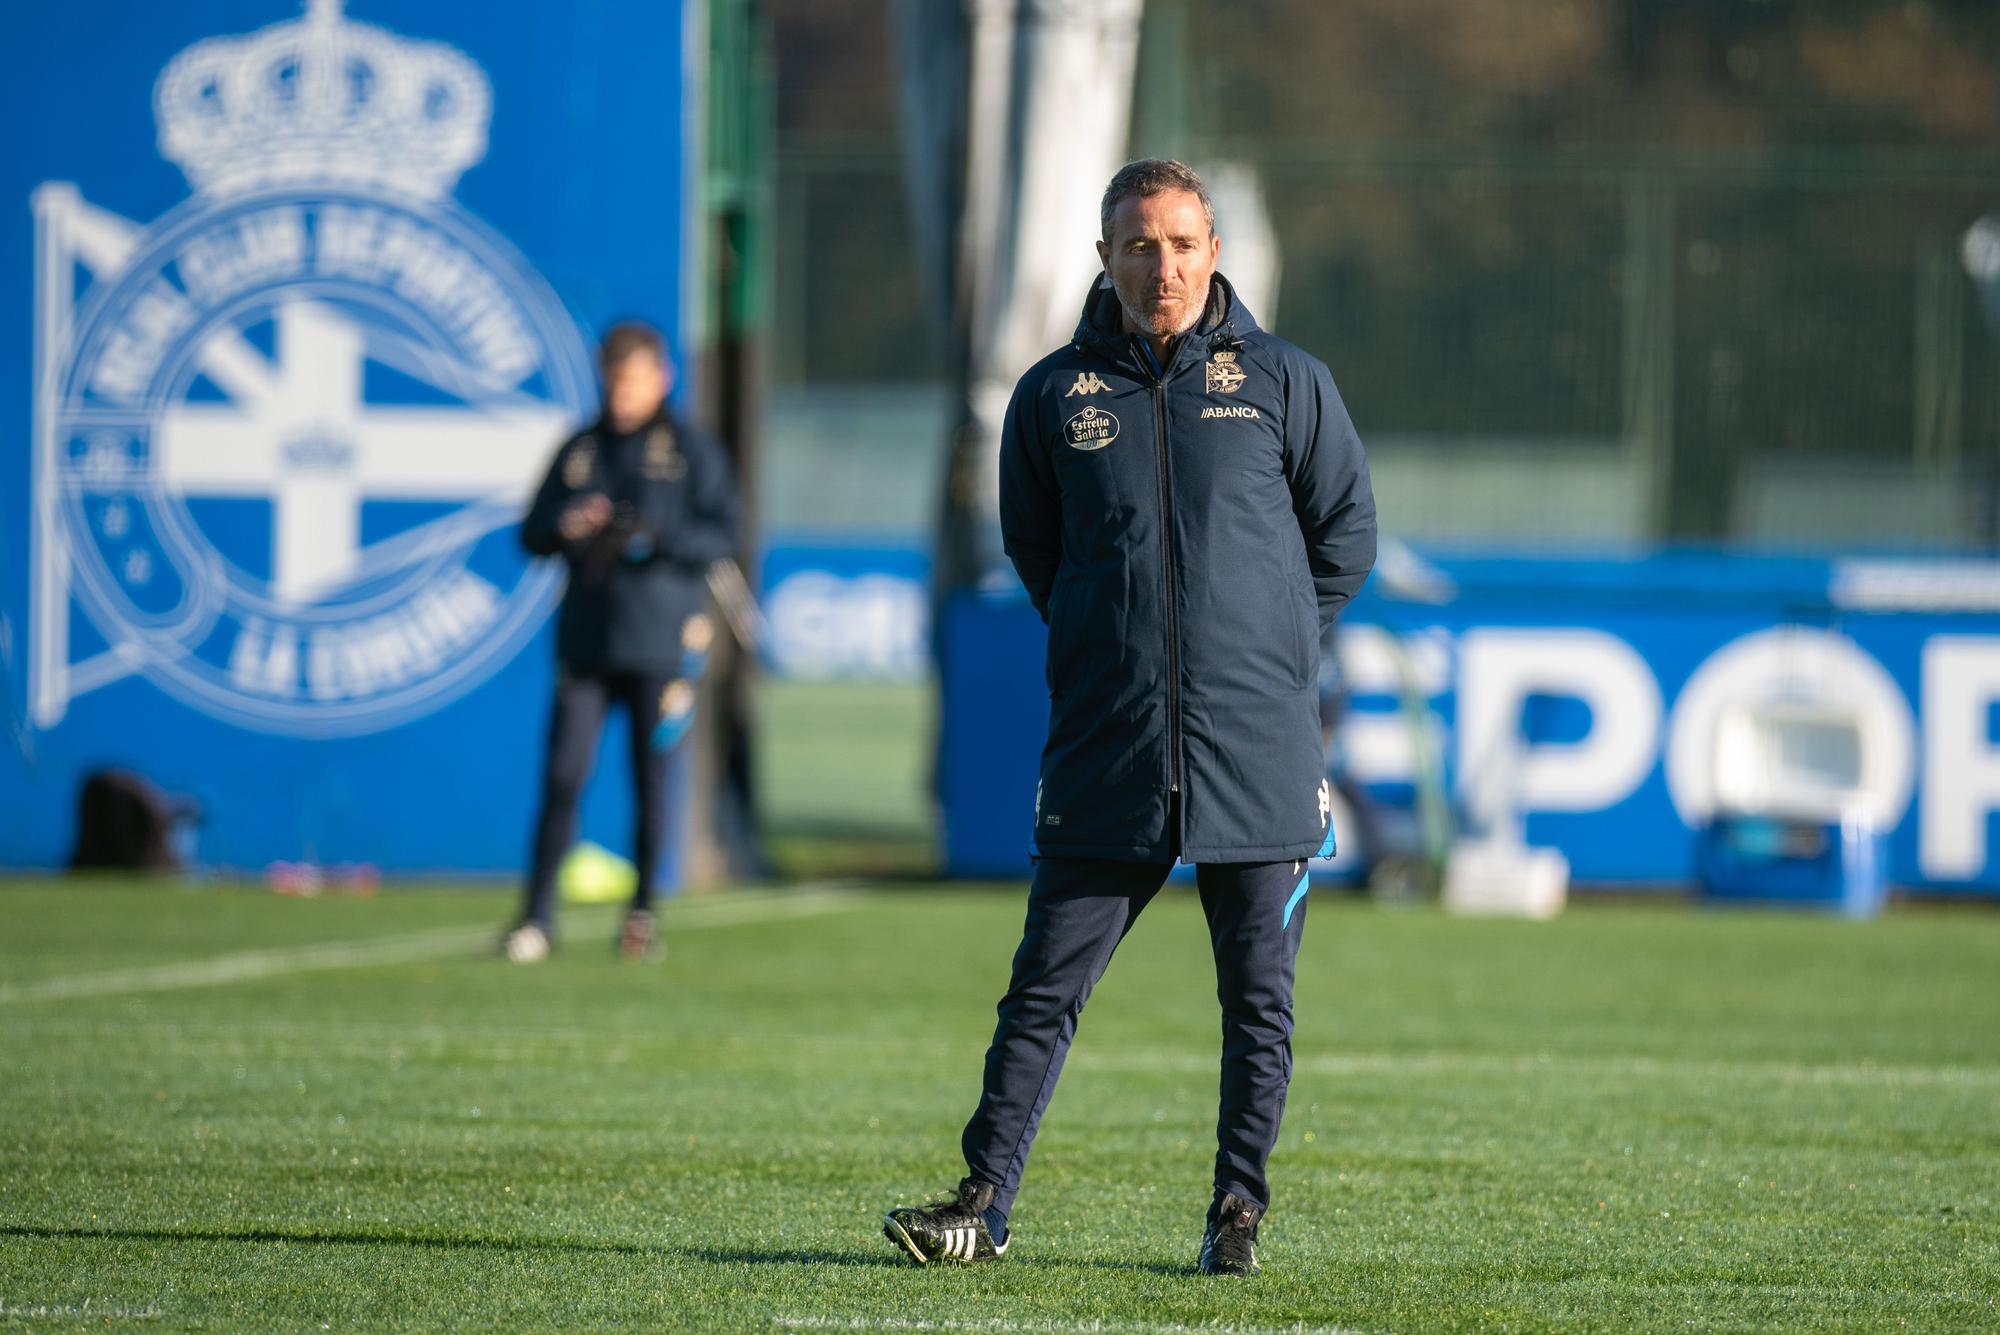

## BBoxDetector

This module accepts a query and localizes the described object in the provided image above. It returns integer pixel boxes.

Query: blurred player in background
[502,322,738,963]
[882,161,1375,1276]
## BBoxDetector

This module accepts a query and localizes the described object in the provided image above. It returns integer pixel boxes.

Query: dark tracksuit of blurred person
[882,161,1376,1277]
[502,322,738,963]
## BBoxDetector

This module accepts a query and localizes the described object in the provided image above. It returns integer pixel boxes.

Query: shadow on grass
[683,1247,1191,1276]
[676,1246,907,1269]
[1,1223,656,1257]
[1,1224,901,1269]
[5,1224,1193,1276]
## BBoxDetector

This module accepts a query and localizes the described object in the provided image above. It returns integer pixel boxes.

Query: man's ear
[1095,239,1111,274]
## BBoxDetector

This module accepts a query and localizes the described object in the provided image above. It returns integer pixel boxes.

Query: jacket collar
[1072,271,1256,372]
[594,403,672,442]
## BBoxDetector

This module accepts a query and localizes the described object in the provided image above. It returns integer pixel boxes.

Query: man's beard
[1121,274,1211,340]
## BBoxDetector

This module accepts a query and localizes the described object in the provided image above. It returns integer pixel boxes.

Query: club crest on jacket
[643,425,686,481]
[1207,350,1247,395]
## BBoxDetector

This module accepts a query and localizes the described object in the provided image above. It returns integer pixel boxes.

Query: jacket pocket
[1291,579,1319,693]
[1046,569,1124,707]
[1043,576,1071,695]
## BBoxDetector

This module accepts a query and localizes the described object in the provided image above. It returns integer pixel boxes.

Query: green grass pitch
[1,879,1996,1331]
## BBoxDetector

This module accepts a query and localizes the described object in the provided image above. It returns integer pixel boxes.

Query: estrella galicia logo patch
[1065,405,1119,451]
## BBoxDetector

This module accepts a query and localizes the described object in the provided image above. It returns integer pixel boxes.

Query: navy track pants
[519,668,673,928]
[961,855,1310,1218]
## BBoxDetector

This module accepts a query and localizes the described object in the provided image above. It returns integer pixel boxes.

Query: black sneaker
[882,1177,1009,1264]
[1198,1192,1263,1276]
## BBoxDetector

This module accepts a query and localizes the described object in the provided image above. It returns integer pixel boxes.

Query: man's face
[603,350,670,431]
[1095,188,1220,342]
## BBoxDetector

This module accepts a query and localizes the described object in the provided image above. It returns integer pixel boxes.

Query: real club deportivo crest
[30,0,594,737]
[1207,349,1246,395]
[643,424,687,481]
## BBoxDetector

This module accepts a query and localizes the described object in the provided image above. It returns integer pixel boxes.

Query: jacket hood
[1073,270,1258,356]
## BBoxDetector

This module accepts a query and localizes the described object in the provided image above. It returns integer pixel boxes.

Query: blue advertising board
[940,553,2000,895]
[761,537,930,681]
[1,1,689,873]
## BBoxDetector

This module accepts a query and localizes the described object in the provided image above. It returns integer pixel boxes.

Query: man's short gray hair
[1099,159,1214,242]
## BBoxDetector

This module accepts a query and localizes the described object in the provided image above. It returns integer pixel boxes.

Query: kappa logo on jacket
[1206,350,1247,395]
[1065,371,1111,396]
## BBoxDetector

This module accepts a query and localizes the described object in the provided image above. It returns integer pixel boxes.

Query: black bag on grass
[68,769,187,873]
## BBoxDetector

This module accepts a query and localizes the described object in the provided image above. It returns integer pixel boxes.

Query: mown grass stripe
[771,1319,1369,1334]
[1073,1047,2000,1089]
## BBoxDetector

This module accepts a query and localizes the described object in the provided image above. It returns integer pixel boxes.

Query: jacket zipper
[1143,338,1182,797]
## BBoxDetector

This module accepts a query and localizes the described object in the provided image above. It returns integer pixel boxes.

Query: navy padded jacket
[1000,274,1376,863]
[521,408,737,675]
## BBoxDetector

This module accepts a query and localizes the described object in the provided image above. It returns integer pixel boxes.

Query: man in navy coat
[885,161,1377,1275]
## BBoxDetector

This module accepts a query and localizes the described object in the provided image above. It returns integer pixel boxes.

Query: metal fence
[770,138,1997,551]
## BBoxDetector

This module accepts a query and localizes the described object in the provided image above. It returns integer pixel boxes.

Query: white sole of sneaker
[882,1214,929,1265]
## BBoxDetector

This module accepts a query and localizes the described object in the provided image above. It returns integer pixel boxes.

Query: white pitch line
[0,886,858,1006]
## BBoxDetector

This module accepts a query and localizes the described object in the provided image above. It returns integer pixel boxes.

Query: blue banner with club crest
[1,1,690,873]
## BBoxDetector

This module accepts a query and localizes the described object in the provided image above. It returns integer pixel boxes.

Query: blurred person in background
[882,160,1375,1277]
[501,322,738,963]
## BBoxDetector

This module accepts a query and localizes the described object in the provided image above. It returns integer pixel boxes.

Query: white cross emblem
[157,300,565,605]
